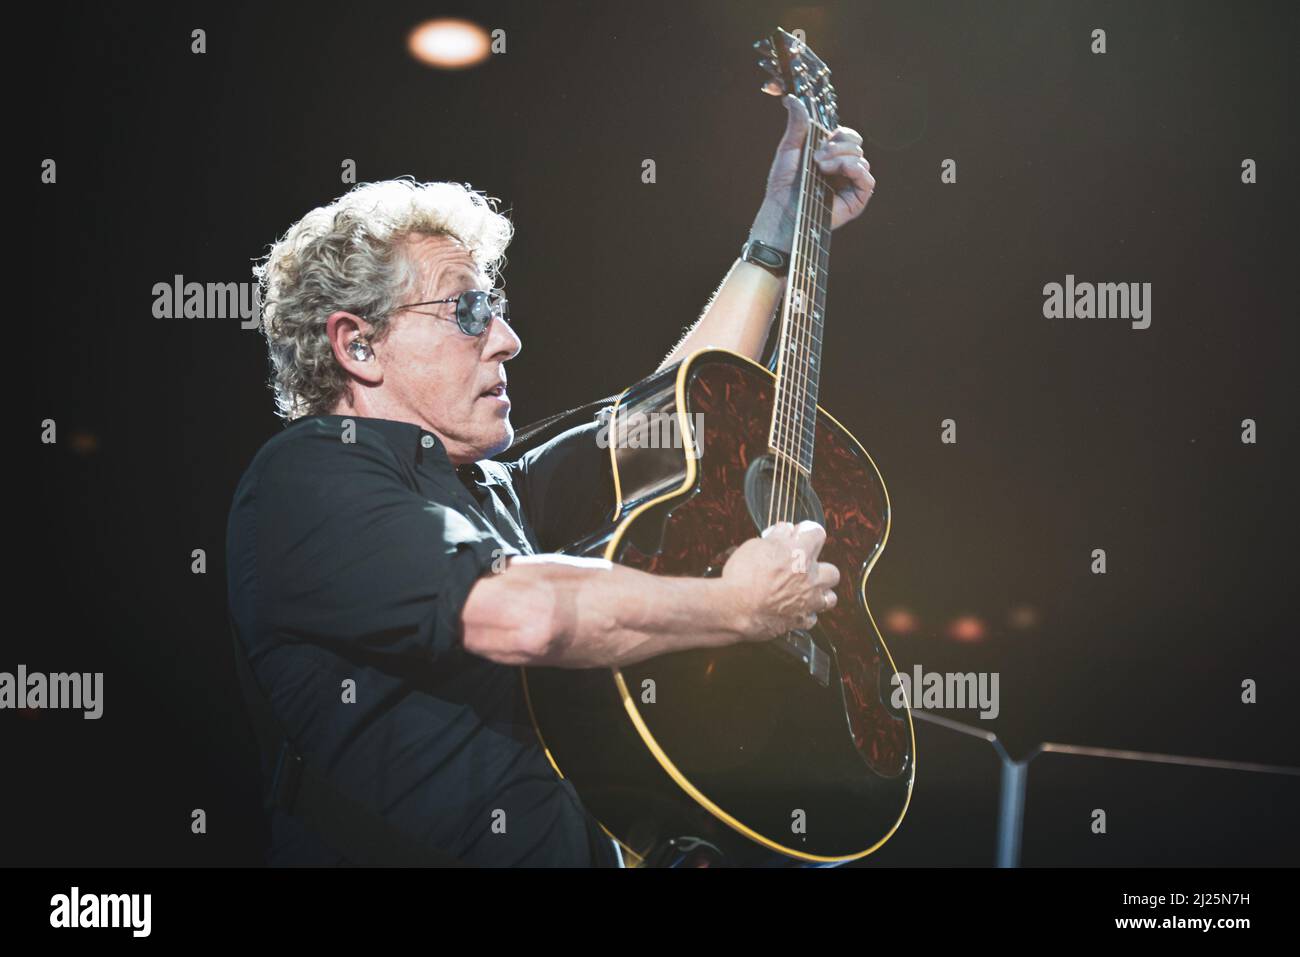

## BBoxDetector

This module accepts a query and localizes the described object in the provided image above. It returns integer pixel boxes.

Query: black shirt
[226,412,620,867]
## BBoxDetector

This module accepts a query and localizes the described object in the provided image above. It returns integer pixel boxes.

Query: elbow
[461,572,566,665]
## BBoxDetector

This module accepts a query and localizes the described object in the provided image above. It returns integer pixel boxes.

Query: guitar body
[523,349,914,864]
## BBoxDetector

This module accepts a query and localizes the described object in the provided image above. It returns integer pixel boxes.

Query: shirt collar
[304,415,495,485]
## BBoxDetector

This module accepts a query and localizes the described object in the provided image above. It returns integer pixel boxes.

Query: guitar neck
[768,121,833,477]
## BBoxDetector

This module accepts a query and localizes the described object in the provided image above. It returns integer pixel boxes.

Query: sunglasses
[388,289,510,337]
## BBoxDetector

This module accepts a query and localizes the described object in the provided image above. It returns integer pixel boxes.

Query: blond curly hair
[253,178,514,420]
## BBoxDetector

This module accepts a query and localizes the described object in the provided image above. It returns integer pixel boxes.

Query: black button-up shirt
[226,413,620,866]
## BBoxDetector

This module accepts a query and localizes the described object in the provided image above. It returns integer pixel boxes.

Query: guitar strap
[500,391,623,456]
[229,621,468,867]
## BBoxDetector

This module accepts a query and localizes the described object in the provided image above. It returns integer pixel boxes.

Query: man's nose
[484,313,522,360]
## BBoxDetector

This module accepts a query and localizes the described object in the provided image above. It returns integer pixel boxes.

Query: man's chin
[481,419,514,458]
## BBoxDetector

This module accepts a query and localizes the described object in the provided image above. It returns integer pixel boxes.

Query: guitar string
[769,106,821,530]
[793,122,834,511]
[795,123,830,522]
[780,120,816,526]
[768,74,836,529]
[768,116,813,528]
[782,120,829,527]
[772,54,824,527]
[769,117,821,530]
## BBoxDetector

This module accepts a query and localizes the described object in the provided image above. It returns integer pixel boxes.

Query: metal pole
[996,759,1028,868]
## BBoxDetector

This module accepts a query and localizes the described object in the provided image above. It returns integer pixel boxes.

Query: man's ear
[327,311,383,386]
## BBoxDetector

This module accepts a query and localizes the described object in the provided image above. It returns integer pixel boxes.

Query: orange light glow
[407,19,491,70]
[947,615,986,643]
[69,431,100,455]
[1008,605,1039,629]
[882,608,918,635]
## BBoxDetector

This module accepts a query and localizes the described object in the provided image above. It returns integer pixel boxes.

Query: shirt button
[421,435,435,449]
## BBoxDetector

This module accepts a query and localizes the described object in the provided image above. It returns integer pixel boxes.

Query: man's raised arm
[656,96,876,372]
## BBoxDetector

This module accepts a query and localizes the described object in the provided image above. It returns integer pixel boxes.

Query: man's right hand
[720,520,841,640]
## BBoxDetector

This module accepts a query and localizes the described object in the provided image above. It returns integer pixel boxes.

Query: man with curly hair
[227,97,875,866]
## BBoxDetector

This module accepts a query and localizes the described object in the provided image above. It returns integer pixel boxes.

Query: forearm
[655,198,792,372]
[656,260,783,371]
[462,554,747,668]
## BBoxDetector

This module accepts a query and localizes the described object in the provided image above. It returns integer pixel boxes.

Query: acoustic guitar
[523,28,914,866]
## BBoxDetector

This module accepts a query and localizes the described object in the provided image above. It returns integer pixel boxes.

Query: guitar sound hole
[743,453,825,531]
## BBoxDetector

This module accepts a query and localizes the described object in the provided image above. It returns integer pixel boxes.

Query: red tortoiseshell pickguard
[616,358,908,778]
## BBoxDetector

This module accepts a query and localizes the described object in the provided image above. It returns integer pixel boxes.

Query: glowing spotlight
[1008,605,1039,629]
[946,615,986,643]
[69,431,100,455]
[407,19,491,70]
[882,607,918,635]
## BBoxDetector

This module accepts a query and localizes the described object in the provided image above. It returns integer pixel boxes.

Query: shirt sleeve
[508,416,617,554]
[248,427,511,664]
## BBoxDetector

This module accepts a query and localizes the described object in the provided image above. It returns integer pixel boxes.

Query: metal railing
[911,711,1300,867]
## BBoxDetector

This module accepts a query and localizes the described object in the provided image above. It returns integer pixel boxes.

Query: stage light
[946,615,986,643]
[883,607,918,635]
[69,431,100,455]
[407,19,492,70]
[1008,605,1039,629]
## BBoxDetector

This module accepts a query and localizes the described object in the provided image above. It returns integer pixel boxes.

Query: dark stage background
[18,0,1299,866]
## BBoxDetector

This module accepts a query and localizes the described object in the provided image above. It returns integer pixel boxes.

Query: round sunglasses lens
[457,292,490,335]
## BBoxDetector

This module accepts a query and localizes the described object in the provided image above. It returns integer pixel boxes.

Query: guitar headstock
[754,27,838,131]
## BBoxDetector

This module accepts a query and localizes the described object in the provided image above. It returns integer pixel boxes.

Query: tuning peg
[757,56,780,76]
[753,36,774,54]
[760,79,786,96]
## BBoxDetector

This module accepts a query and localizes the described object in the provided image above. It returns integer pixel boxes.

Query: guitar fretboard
[768,122,833,489]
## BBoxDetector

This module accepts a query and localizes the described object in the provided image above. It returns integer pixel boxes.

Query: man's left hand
[750,96,876,251]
